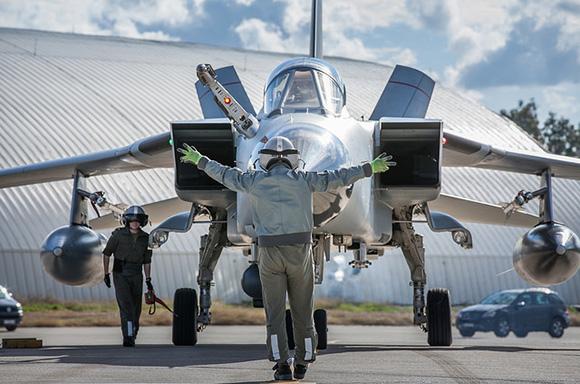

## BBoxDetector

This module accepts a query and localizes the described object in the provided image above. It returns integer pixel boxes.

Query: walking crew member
[179,137,393,380]
[103,205,154,347]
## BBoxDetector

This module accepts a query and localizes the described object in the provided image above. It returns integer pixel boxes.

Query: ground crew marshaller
[102,206,154,347]
[179,137,394,380]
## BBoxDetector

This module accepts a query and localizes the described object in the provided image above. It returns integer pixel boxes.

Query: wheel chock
[2,338,43,348]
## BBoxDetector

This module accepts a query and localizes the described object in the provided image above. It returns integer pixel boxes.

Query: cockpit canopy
[264,58,346,117]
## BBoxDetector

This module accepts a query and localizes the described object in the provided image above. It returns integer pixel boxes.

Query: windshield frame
[264,67,344,117]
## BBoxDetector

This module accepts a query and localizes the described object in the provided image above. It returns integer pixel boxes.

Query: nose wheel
[426,288,452,346]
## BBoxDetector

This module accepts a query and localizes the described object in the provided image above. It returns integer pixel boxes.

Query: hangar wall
[0,28,579,304]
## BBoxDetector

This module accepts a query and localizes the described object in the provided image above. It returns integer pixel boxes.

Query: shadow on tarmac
[1,343,580,368]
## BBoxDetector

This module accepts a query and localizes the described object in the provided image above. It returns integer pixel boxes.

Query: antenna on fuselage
[310,0,323,58]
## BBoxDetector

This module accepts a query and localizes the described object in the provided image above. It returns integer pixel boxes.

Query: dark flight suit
[103,227,152,341]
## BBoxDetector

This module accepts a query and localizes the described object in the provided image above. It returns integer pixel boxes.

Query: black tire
[513,329,528,338]
[494,317,510,337]
[459,329,475,337]
[5,325,17,332]
[172,288,198,346]
[548,317,565,338]
[285,309,295,350]
[314,309,328,350]
[427,288,452,346]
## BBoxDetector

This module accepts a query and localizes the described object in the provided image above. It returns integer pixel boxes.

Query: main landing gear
[172,208,228,346]
[393,207,453,347]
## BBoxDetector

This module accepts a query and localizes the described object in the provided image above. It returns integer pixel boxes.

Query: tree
[542,113,580,157]
[500,99,542,142]
[500,99,580,158]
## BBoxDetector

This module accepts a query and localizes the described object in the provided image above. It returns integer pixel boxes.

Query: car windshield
[264,68,344,116]
[480,291,519,305]
[0,289,6,299]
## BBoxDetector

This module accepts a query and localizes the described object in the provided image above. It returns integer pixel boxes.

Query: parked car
[0,285,23,331]
[456,288,571,338]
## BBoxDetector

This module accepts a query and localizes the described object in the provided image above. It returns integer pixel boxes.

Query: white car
[0,285,23,331]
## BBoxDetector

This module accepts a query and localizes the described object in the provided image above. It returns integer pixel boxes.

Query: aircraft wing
[0,132,172,189]
[429,193,538,227]
[443,130,580,180]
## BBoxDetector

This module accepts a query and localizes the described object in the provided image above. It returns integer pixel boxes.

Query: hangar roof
[0,28,578,303]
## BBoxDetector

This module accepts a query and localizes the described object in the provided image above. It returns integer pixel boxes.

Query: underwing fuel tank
[40,225,106,286]
[513,223,580,286]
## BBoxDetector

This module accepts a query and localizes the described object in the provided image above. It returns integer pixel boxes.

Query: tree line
[500,99,580,157]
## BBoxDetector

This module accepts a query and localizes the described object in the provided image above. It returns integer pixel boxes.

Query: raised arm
[178,144,256,193]
[304,164,371,192]
[304,153,396,192]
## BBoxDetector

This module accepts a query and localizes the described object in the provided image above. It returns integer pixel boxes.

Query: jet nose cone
[276,125,351,227]
[279,125,350,171]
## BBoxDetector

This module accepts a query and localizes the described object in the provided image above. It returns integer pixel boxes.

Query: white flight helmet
[258,136,300,171]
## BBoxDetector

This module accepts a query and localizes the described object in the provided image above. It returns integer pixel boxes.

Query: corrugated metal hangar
[0,28,579,304]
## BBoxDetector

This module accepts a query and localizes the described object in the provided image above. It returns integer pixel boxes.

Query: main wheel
[172,288,198,346]
[5,325,17,332]
[513,329,528,338]
[427,288,452,346]
[285,309,295,350]
[548,317,565,338]
[494,317,510,337]
[314,309,328,350]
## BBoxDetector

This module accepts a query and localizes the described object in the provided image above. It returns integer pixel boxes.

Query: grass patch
[16,299,580,327]
[334,302,411,313]
[23,301,117,313]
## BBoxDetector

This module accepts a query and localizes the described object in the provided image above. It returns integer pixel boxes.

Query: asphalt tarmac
[0,326,578,383]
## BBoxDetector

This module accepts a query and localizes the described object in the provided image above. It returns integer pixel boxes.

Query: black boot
[123,337,135,347]
[294,363,308,380]
[272,362,292,381]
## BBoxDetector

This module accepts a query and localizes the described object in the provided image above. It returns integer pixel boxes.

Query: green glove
[370,153,396,173]
[177,143,202,165]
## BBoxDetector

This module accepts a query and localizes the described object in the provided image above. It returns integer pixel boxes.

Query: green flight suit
[103,227,152,341]
[259,243,317,365]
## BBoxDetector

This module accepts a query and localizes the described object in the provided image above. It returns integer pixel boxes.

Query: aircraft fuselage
[230,113,393,246]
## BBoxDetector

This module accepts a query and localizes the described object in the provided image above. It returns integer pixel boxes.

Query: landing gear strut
[393,206,453,346]
[393,207,428,329]
[197,208,228,330]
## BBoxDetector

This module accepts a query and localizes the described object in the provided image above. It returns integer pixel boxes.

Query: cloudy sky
[2,0,580,123]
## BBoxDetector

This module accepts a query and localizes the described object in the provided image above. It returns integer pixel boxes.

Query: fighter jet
[0,0,579,347]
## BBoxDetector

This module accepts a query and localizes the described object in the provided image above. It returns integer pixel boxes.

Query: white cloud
[233,0,418,64]
[405,0,580,91]
[542,83,580,119]
[233,0,255,6]
[234,17,301,52]
[0,0,200,41]
[408,0,522,87]
[524,1,580,62]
